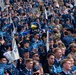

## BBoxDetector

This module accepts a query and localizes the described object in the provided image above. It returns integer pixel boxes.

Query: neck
[56,57,61,60]
[62,68,69,73]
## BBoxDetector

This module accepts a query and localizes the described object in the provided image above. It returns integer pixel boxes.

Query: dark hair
[47,53,54,58]
[0,56,6,61]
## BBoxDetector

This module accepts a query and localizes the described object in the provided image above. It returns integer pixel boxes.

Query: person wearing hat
[31,31,40,46]
[19,40,30,58]
[23,48,30,60]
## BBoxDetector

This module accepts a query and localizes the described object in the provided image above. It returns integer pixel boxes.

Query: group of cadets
[0,0,76,75]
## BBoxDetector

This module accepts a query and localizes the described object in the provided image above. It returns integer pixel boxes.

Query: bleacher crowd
[0,0,76,75]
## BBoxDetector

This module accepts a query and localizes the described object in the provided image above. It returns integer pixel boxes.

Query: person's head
[23,40,30,48]
[54,48,62,59]
[61,59,72,71]
[51,17,55,22]
[66,18,70,24]
[47,53,55,65]
[25,58,33,70]
[41,33,47,41]
[61,47,66,55]
[0,56,7,64]
[69,43,76,53]
[23,49,29,59]
[32,53,39,61]
[67,55,75,67]
[55,19,60,24]
[36,18,40,23]
[3,18,8,24]
[33,32,39,40]
[58,42,66,55]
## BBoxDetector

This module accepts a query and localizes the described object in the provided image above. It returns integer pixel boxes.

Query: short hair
[25,58,33,64]
[54,47,61,53]
[0,56,6,61]
[47,53,54,58]
[61,59,71,67]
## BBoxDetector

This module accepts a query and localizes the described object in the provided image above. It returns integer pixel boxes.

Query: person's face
[24,52,29,58]
[55,49,62,58]
[36,19,40,23]
[66,20,70,24]
[61,48,66,55]
[35,34,39,39]
[51,18,54,22]
[1,58,7,64]
[4,70,9,75]
[49,40,54,47]
[47,55,55,64]
[70,58,74,67]
[72,46,76,52]
[26,61,33,69]
[63,61,72,71]
[24,43,29,48]
[33,54,39,61]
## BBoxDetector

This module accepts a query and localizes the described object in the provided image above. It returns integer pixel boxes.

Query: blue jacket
[22,67,33,75]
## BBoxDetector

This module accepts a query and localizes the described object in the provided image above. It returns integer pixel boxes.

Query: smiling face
[63,61,72,70]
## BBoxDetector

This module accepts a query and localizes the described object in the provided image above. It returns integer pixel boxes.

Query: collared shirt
[62,70,72,75]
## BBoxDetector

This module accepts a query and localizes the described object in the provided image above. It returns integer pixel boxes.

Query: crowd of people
[0,0,76,75]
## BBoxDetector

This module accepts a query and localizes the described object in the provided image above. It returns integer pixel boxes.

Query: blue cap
[23,40,29,44]
[23,49,29,53]
[33,31,39,35]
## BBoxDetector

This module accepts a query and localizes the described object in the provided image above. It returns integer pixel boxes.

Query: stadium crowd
[0,0,76,75]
